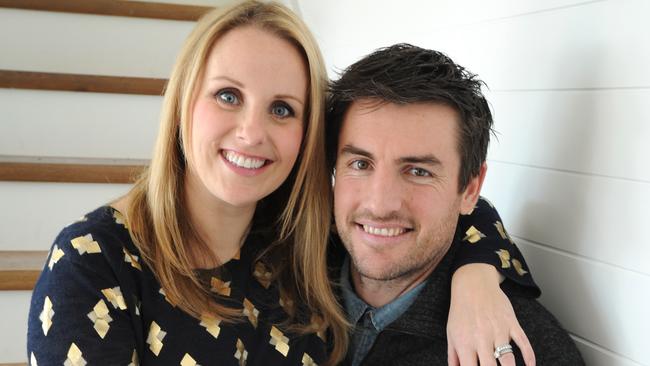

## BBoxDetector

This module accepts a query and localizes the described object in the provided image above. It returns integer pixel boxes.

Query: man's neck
[351,261,437,308]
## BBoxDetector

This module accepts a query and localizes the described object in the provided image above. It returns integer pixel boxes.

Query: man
[327,44,584,365]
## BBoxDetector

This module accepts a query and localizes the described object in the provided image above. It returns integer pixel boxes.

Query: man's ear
[460,163,487,215]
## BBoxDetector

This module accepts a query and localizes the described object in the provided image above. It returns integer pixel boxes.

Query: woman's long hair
[123,1,348,363]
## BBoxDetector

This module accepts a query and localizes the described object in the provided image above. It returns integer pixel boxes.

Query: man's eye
[351,160,369,170]
[216,90,239,105]
[271,103,294,118]
[409,167,431,177]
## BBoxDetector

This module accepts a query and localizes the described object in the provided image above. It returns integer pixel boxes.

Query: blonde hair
[124,1,348,363]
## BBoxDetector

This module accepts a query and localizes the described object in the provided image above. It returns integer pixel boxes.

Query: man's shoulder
[509,296,585,365]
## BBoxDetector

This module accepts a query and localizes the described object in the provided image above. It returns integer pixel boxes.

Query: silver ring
[494,344,513,358]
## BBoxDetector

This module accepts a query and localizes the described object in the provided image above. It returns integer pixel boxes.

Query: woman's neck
[184,172,255,268]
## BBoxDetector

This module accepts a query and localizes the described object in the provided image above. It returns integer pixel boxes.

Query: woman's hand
[447,263,535,366]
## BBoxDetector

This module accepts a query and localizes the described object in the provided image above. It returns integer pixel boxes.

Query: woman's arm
[447,197,538,366]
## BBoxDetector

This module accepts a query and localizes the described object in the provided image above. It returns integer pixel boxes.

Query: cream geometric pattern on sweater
[64,343,86,366]
[71,234,101,255]
[87,299,113,339]
[39,296,54,336]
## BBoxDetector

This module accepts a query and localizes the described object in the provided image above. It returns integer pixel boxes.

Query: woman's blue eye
[271,103,294,118]
[217,90,239,105]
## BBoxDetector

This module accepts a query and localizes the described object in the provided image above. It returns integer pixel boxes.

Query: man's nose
[364,168,404,217]
[236,107,266,146]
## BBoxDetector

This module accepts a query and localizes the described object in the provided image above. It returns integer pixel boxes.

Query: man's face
[334,99,482,283]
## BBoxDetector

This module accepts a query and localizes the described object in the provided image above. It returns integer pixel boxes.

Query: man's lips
[355,221,414,237]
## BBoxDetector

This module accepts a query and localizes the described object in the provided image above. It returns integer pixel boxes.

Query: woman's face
[188,25,308,209]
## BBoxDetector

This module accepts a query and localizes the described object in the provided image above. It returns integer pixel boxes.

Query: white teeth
[224,151,265,169]
[362,225,405,237]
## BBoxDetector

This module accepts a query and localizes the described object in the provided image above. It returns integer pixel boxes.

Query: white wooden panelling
[482,161,650,275]
[0,8,193,78]
[573,336,646,366]
[486,89,650,183]
[0,182,131,251]
[0,89,160,160]
[304,0,650,90]
[517,239,649,365]
[0,291,32,363]
[301,0,599,39]
[407,0,650,91]
[300,0,597,78]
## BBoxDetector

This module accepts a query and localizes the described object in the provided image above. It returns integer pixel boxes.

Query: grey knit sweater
[342,244,585,366]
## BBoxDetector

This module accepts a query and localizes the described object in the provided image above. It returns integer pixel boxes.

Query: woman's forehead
[201,26,308,99]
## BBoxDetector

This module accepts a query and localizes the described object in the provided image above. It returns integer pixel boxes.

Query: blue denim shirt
[340,256,427,366]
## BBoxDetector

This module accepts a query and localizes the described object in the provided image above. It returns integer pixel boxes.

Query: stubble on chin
[342,215,457,285]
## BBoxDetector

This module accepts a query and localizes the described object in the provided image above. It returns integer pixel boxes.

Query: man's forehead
[339,100,460,154]
[347,98,389,114]
[338,99,457,163]
[346,98,459,116]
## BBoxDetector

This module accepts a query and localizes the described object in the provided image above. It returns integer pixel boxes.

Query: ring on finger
[494,344,514,358]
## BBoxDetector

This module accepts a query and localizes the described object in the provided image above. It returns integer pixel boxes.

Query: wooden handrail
[0,161,146,183]
[0,70,167,95]
[0,250,47,291]
[0,0,212,21]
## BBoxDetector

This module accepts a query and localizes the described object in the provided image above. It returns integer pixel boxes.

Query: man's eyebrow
[340,146,441,165]
[339,145,374,159]
[398,155,442,166]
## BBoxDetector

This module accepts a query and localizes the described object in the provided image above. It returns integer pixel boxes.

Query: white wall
[299,0,649,365]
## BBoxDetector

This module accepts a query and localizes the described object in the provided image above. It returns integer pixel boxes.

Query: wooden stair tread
[0,250,48,290]
[0,70,167,95]
[0,251,46,271]
[0,0,212,21]
[0,160,146,184]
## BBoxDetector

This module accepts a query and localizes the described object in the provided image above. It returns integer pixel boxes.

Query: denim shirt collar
[340,256,426,331]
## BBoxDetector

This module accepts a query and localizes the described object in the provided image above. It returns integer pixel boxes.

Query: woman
[27,1,536,365]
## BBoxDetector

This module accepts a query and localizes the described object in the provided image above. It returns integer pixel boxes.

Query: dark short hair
[326,43,493,191]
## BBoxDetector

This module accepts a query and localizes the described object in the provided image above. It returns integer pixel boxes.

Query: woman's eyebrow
[275,94,304,106]
[209,75,244,87]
